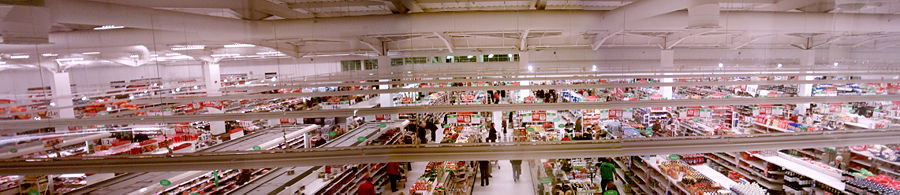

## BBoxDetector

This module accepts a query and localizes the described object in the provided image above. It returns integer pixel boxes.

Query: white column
[51,72,74,133]
[660,50,675,100]
[203,62,226,135]
[797,50,815,114]
[492,111,502,131]
[303,132,311,148]
[519,52,531,71]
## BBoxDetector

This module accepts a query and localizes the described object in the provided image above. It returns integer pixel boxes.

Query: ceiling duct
[687,0,719,29]
[0,5,51,44]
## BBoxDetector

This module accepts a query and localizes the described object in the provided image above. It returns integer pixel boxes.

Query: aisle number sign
[328,132,336,137]
[668,154,681,161]
[679,109,688,118]
[599,109,609,120]
[252,145,261,150]
[8,148,16,153]
[28,190,38,195]
[379,123,387,128]
[357,137,367,142]
[699,108,711,118]
[772,106,784,116]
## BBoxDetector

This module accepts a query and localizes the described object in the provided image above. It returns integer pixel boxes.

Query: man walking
[510,160,522,182]
[478,160,491,186]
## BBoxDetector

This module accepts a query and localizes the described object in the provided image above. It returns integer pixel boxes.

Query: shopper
[416,123,427,144]
[386,162,401,192]
[600,161,615,191]
[487,126,498,143]
[510,160,522,182]
[560,135,571,141]
[478,160,491,186]
[425,119,439,142]
[357,176,376,195]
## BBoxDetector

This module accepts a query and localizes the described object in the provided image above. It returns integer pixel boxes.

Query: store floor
[472,160,535,195]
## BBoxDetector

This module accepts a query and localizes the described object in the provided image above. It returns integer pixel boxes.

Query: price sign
[623,109,634,120]
[28,190,38,195]
[668,154,681,161]
[599,109,609,119]
[540,177,552,184]
[679,109,687,118]
[700,108,711,118]
[752,107,760,116]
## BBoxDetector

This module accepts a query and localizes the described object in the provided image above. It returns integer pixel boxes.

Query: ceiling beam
[662,29,715,49]
[591,30,621,50]
[247,0,313,19]
[433,32,454,53]
[383,0,409,13]
[731,33,777,49]
[359,36,386,56]
[758,0,819,11]
[400,0,423,13]
[2,129,898,174]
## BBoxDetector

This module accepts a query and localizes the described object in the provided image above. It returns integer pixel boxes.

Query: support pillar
[660,50,675,100]
[798,50,815,114]
[203,62,226,135]
[519,52,531,71]
[303,132,311,148]
[51,72,74,133]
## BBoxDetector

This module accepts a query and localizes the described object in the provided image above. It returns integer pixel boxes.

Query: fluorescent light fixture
[165,53,180,56]
[210,53,239,57]
[833,62,839,67]
[171,45,205,51]
[407,71,412,74]
[718,62,724,68]
[41,53,58,57]
[82,52,100,55]
[777,63,782,68]
[256,51,284,56]
[55,57,84,63]
[9,55,29,59]
[128,95,134,100]
[527,65,534,72]
[93,25,124,30]
[175,88,181,92]
[49,102,56,107]
[270,77,277,82]
[0,61,6,65]
[467,55,473,59]
[368,73,374,76]
[224,43,255,48]
[81,96,88,101]
[130,55,140,58]
[193,85,199,89]
[592,65,597,72]
[488,54,494,58]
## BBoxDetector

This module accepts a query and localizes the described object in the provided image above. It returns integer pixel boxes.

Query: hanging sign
[160,179,172,186]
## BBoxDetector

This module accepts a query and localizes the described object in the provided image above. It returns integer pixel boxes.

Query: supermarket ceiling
[1,0,900,70]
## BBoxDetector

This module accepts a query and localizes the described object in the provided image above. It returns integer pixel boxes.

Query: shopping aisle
[472,160,535,195]
[385,162,426,195]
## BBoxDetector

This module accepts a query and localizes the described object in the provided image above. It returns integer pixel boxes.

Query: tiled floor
[471,160,535,195]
